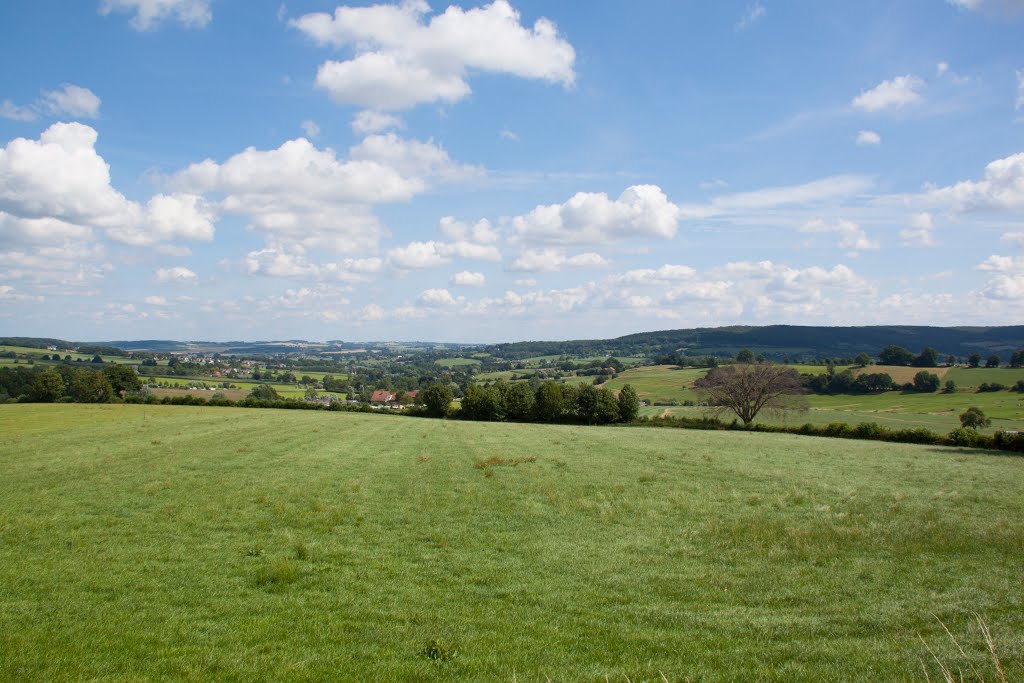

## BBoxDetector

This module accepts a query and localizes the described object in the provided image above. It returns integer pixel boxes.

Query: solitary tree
[617,384,640,422]
[912,371,941,392]
[913,347,939,368]
[31,369,65,402]
[854,352,872,368]
[421,382,453,418]
[102,364,142,396]
[735,348,755,363]
[878,345,914,366]
[249,384,279,400]
[985,354,1000,368]
[959,407,991,430]
[693,362,806,425]
[967,353,982,368]
[71,369,113,403]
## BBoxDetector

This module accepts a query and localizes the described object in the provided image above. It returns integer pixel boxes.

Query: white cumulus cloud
[510,248,609,272]
[155,266,198,284]
[174,133,476,254]
[351,110,404,134]
[856,130,881,146]
[450,270,486,287]
[509,185,680,245]
[900,212,937,246]
[41,84,101,118]
[387,240,502,270]
[800,217,879,251]
[0,122,212,247]
[923,151,1024,211]
[291,0,575,110]
[852,75,924,112]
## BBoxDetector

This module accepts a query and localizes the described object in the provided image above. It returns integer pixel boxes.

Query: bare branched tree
[693,362,807,425]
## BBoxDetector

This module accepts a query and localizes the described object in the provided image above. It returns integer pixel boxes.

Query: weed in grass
[292,539,311,561]
[255,557,300,588]
[245,544,264,557]
[417,638,457,662]
[919,614,1007,683]
[474,455,537,469]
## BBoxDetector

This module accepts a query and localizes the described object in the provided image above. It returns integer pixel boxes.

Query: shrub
[993,431,1024,452]
[852,422,885,440]
[947,427,979,447]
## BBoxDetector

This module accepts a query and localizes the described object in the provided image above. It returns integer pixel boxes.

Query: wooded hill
[485,325,1024,361]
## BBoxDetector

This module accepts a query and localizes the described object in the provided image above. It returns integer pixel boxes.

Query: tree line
[1,365,141,403]
[418,380,640,425]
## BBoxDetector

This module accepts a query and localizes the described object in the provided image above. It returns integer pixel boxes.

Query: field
[1,404,1022,680]
[435,358,483,368]
[612,365,1024,433]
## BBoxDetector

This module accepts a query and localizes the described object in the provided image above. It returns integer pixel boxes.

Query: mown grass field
[1,404,1022,681]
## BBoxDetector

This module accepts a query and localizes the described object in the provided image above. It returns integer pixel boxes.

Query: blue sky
[1,0,1023,343]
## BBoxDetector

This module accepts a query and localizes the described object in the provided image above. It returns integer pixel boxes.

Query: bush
[947,427,979,447]
[993,431,1024,452]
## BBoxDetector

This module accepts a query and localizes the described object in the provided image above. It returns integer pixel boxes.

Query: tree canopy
[693,362,806,425]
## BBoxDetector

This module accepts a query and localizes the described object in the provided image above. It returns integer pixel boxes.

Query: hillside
[487,325,1024,360]
[1,404,1021,680]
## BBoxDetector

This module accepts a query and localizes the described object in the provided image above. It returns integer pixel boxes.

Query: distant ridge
[5,325,1023,360]
[485,325,1024,360]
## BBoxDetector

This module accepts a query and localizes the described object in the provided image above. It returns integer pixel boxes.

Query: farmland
[610,365,1024,433]
[1,404,1022,681]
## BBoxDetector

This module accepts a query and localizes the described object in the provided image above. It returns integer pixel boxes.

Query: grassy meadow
[1,404,1022,681]
[613,365,1024,434]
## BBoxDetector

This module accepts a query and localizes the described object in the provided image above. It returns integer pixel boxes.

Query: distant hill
[485,325,1024,360]
[6,325,1023,361]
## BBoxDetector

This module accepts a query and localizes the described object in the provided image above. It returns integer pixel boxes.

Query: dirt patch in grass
[474,455,537,469]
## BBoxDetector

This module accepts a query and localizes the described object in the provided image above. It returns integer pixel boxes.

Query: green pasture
[143,375,307,399]
[0,345,147,365]
[944,367,1024,387]
[643,389,1024,434]
[435,358,483,368]
[1,404,1022,680]
[601,365,708,403]
[475,370,518,382]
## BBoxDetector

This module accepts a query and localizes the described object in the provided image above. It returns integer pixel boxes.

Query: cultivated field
[1,405,1021,680]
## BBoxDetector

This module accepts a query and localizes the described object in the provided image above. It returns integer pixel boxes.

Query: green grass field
[1,404,1021,681]
[601,365,707,403]
[435,358,483,368]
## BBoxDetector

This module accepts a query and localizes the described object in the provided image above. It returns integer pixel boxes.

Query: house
[369,390,395,405]
[369,389,418,407]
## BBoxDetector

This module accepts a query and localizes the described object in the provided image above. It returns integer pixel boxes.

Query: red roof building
[369,390,394,404]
